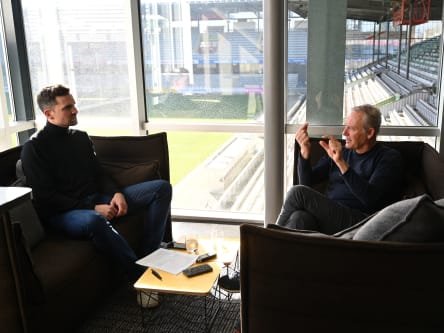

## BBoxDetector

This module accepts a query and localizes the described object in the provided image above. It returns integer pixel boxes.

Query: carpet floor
[77,287,240,333]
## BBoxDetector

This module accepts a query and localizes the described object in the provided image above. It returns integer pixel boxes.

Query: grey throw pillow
[267,223,333,238]
[11,159,27,186]
[352,194,444,242]
[334,218,369,240]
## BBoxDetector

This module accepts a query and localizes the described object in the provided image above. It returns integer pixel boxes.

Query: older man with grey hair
[276,104,405,234]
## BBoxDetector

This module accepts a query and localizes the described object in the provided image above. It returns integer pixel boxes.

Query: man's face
[44,94,78,128]
[342,111,373,153]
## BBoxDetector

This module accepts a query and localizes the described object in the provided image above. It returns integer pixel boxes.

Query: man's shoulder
[68,128,88,135]
[28,126,89,141]
[375,143,404,167]
[25,128,47,145]
[377,142,402,156]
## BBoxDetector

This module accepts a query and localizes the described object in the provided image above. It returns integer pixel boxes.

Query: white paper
[136,248,198,275]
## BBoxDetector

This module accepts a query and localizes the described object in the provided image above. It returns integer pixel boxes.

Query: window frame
[1,0,443,225]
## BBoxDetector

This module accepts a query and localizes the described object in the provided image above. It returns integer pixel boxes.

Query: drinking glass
[211,226,224,253]
[185,233,199,254]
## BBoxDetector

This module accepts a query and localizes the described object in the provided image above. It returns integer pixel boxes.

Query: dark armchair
[240,223,444,332]
[240,139,444,332]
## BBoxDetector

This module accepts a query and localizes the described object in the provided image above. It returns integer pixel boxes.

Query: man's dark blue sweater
[298,142,404,214]
[21,122,119,221]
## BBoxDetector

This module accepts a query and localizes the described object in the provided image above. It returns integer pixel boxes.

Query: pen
[151,269,162,281]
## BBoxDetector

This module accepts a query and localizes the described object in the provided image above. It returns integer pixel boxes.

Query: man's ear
[367,127,376,140]
[43,109,53,119]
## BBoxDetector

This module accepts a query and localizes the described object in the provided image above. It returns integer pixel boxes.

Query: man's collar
[45,121,70,134]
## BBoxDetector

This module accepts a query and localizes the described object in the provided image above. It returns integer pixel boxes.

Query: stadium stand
[416,98,438,126]
[403,104,429,126]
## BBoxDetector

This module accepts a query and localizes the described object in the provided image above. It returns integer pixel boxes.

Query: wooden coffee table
[133,238,239,331]
[134,261,221,296]
[135,263,221,332]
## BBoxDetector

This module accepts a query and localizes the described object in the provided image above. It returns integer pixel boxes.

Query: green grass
[149,94,251,119]
[86,128,232,186]
[88,128,233,186]
[162,131,233,185]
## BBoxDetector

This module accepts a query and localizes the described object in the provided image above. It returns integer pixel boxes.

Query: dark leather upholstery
[240,223,444,332]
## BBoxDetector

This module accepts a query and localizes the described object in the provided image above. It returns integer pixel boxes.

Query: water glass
[185,233,199,254]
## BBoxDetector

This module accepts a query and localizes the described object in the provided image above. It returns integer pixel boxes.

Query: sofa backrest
[90,132,170,182]
[293,138,444,201]
[0,133,171,187]
[0,146,22,186]
[0,132,173,243]
[90,133,172,242]
[420,143,444,200]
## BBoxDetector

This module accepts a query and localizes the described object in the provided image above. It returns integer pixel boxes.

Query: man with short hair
[21,84,172,307]
[276,104,404,234]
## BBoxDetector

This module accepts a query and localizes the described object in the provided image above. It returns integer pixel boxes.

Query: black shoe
[218,271,240,292]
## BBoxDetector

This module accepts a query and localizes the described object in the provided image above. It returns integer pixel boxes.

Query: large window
[5,0,441,224]
[140,1,265,221]
[286,0,442,147]
[21,0,134,135]
[343,19,441,146]
[0,4,27,151]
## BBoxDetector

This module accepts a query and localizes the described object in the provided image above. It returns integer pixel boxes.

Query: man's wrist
[337,160,349,174]
[300,149,310,160]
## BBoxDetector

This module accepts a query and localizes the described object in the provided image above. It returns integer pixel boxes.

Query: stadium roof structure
[186,0,443,24]
[190,1,262,20]
[288,0,442,23]
[188,0,443,23]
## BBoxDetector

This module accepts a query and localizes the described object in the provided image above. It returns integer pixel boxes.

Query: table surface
[134,238,239,296]
[134,262,221,296]
[0,186,32,210]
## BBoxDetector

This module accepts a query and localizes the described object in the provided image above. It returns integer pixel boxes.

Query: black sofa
[0,133,172,333]
[240,139,444,332]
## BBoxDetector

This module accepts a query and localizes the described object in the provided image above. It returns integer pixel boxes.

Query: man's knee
[283,210,319,231]
[158,180,172,200]
[289,184,317,199]
[83,212,111,233]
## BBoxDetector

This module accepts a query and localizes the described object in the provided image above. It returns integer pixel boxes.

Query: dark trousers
[48,180,172,282]
[276,185,367,235]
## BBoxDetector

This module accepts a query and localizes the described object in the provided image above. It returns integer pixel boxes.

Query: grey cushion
[334,218,369,240]
[351,194,444,242]
[100,160,160,187]
[11,159,27,186]
[267,223,333,238]
[9,200,45,249]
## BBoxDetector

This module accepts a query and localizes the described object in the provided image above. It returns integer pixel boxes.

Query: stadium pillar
[264,0,286,225]
[306,0,346,124]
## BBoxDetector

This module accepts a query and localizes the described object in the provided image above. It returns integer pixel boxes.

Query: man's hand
[94,193,128,220]
[110,192,128,218]
[95,204,119,220]
[295,123,311,160]
[319,135,349,174]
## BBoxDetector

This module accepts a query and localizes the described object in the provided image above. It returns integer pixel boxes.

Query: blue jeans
[48,180,172,282]
[276,185,367,235]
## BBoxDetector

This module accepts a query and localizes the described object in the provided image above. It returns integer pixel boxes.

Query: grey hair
[352,104,381,135]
